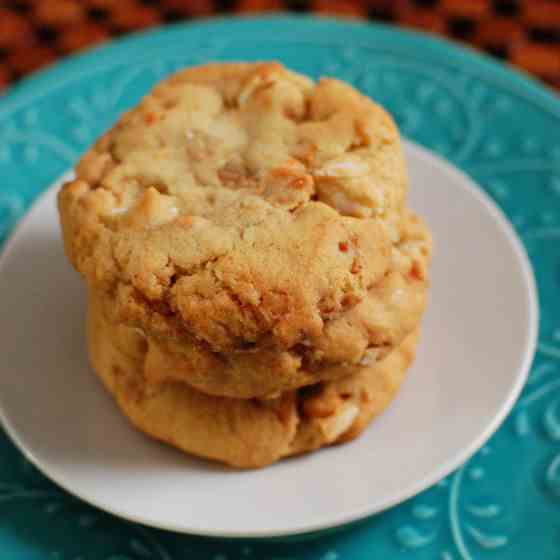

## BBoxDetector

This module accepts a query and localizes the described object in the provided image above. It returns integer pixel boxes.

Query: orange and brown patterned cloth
[0,0,559,92]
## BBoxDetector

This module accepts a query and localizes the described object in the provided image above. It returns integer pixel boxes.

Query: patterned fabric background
[0,0,559,93]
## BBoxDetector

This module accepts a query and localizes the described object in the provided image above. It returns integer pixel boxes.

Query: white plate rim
[0,140,539,538]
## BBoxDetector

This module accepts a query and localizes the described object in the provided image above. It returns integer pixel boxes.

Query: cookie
[88,289,419,468]
[133,209,431,398]
[59,62,413,366]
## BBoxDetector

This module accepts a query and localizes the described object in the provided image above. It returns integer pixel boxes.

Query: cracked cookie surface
[59,63,415,369]
[134,209,431,398]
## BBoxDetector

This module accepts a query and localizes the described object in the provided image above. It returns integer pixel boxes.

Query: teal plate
[0,15,559,559]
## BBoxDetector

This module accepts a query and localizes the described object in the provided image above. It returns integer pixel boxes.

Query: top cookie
[59,62,409,355]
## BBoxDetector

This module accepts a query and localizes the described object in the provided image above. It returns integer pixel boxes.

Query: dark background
[0,0,559,92]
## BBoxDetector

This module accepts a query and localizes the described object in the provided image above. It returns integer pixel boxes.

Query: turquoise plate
[0,15,559,559]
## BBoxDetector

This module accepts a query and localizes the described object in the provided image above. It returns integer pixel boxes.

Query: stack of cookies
[58,62,432,468]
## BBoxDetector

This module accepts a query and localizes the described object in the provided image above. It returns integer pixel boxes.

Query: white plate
[0,142,537,538]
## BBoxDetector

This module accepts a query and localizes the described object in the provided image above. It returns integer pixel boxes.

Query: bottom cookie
[87,291,419,468]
